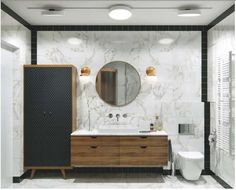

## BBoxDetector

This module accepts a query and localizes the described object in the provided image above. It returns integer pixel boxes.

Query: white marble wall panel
[38,30,203,167]
[1,11,31,176]
[208,13,235,187]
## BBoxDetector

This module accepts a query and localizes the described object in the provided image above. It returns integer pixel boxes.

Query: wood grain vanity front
[71,136,119,165]
[119,136,168,165]
[71,136,168,166]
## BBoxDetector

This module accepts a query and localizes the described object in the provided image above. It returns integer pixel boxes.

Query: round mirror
[96,61,141,106]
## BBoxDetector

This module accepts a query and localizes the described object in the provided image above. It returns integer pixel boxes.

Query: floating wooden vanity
[71,131,168,167]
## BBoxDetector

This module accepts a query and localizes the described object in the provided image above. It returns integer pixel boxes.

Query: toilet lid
[178,151,204,159]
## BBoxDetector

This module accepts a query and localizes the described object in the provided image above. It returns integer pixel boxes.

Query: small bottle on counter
[150,123,154,131]
[155,116,163,131]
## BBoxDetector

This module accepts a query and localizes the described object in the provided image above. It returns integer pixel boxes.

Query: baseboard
[163,169,232,189]
[162,169,214,176]
[72,167,164,173]
[13,167,232,188]
[13,170,31,183]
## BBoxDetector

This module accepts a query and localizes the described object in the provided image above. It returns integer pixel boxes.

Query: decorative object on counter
[150,123,154,131]
[155,116,163,131]
[80,66,91,76]
[96,61,141,106]
[146,66,156,76]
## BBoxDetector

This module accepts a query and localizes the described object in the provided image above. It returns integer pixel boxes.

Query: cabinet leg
[60,169,66,179]
[30,169,36,179]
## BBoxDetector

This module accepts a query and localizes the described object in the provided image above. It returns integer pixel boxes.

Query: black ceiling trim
[31,25,206,31]
[1,2,32,30]
[207,4,235,30]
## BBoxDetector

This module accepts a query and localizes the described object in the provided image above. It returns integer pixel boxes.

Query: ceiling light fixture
[109,5,132,20]
[67,37,82,45]
[178,9,201,17]
[158,38,174,45]
[41,8,64,16]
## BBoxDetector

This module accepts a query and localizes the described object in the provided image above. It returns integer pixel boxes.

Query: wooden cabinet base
[71,136,168,167]
[25,167,72,179]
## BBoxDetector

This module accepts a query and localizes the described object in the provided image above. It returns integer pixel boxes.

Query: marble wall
[38,30,204,167]
[1,11,31,176]
[208,13,235,187]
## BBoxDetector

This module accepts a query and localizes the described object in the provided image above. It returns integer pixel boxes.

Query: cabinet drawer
[72,145,119,156]
[120,146,168,157]
[71,146,119,165]
[119,136,168,147]
[71,136,119,146]
[120,157,168,166]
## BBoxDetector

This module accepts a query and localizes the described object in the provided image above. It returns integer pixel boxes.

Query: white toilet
[177,151,204,180]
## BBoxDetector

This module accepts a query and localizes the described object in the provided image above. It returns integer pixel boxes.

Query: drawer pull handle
[91,136,97,139]
[140,136,147,139]
[90,146,97,149]
[140,145,147,149]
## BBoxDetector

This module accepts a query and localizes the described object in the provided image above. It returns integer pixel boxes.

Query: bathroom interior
[0,0,235,189]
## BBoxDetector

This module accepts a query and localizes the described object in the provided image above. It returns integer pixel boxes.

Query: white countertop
[71,129,168,136]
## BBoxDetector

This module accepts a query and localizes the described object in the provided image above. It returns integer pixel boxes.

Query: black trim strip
[1,2,31,30]
[13,170,31,183]
[163,169,214,176]
[31,30,37,65]
[211,175,233,189]
[207,4,235,30]
[201,30,211,172]
[31,25,206,31]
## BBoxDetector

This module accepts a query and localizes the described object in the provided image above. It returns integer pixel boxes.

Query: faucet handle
[108,113,113,118]
[123,113,128,118]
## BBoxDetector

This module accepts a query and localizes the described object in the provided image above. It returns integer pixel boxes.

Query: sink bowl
[98,125,139,134]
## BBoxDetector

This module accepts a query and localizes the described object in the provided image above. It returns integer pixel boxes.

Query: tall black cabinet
[24,65,77,178]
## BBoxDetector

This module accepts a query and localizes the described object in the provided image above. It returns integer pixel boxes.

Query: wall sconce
[80,67,91,76]
[146,66,156,76]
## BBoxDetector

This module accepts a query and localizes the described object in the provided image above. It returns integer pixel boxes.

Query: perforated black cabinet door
[24,67,72,167]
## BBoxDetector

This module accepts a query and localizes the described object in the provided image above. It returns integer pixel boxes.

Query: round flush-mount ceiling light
[109,5,132,20]
[178,9,201,17]
[41,8,64,16]
[67,37,82,45]
[158,38,174,45]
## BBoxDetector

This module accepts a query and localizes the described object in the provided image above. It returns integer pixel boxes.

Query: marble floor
[10,173,224,189]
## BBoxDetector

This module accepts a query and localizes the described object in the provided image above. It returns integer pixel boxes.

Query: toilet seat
[178,151,204,160]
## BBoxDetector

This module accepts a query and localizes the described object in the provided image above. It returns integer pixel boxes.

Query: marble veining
[38,31,204,170]
[208,12,235,187]
[1,11,31,176]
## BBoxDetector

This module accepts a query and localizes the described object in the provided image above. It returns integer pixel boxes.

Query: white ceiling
[2,0,235,25]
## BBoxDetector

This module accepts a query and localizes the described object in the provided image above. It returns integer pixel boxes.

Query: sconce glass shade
[80,67,91,76]
[146,66,156,76]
